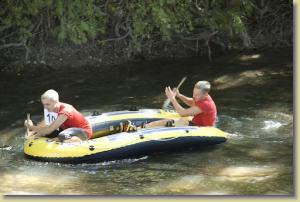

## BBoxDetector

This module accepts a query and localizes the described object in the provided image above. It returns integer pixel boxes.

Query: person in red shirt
[24,89,92,143]
[140,81,216,129]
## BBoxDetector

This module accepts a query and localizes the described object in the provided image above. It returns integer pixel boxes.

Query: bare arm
[28,114,68,136]
[166,87,202,117]
[177,93,194,107]
[170,98,202,117]
[173,88,194,107]
[37,120,46,127]
[25,120,46,137]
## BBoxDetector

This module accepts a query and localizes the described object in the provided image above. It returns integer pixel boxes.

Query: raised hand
[173,88,180,97]
[24,119,33,129]
[165,86,175,100]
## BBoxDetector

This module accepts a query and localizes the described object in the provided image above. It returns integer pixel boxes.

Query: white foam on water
[262,120,283,130]
[74,155,149,167]
[225,132,246,140]
[0,145,12,150]
[6,191,46,195]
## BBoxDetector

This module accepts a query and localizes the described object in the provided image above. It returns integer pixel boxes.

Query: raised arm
[174,88,194,107]
[166,87,202,117]
[177,93,194,107]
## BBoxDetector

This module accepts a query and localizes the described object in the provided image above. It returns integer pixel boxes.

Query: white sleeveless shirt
[44,108,58,125]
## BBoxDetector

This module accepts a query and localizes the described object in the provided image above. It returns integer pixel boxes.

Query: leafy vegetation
[0,0,292,64]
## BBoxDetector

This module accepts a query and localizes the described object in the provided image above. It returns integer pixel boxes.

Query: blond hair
[41,89,59,102]
[194,81,211,93]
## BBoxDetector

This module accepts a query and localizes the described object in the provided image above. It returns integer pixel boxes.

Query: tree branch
[97,30,130,44]
[181,30,218,41]
[0,41,25,50]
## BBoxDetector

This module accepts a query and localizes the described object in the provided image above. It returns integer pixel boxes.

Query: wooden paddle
[162,76,187,110]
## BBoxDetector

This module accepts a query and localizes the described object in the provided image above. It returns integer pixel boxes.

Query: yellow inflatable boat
[24,109,227,163]
[88,108,185,138]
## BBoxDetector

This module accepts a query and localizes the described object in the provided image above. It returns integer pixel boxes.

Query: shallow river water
[0,49,293,195]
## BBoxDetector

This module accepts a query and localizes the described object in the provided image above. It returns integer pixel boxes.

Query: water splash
[262,120,283,130]
[0,145,12,151]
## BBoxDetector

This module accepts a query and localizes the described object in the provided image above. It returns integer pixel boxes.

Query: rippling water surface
[0,50,293,195]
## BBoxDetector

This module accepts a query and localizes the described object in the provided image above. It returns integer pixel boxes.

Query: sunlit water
[0,51,293,195]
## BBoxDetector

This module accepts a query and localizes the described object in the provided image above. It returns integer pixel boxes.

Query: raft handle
[92,111,102,116]
[128,106,138,111]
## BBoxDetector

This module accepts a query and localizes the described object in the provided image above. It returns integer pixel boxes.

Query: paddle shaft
[163,76,187,109]
[26,113,30,135]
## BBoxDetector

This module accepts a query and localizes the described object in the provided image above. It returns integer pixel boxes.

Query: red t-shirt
[57,102,92,139]
[192,95,217,127]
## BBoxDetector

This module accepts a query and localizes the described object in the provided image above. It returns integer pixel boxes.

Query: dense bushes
[0,0,292,64]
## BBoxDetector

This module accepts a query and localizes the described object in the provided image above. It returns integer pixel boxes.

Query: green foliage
[194,0,248,38]
[130,0,193,41]
[51,0,106,44]
[0,0,106,45]
[0,0,292,55]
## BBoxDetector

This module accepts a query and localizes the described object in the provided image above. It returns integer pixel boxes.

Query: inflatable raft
[88,108,185,138]
[24,109,227,163]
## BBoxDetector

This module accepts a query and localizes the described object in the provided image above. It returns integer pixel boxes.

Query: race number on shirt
[44,108,58,125]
